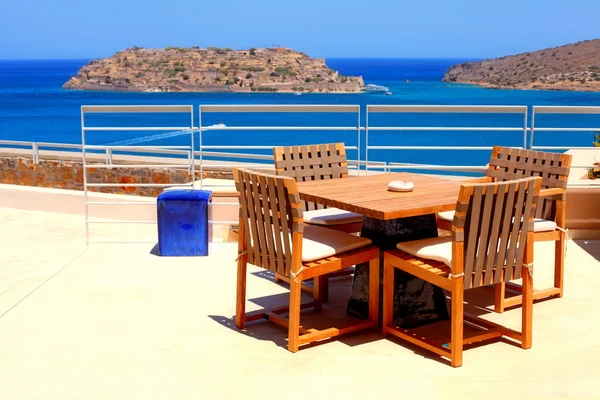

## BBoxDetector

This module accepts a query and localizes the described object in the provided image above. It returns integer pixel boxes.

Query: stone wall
[0,156,232,197]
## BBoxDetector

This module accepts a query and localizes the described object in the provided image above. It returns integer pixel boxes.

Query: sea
[1,58,600,169]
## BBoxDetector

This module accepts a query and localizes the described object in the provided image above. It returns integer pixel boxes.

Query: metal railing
[197,104,363,227]
[3,103,600,245]
[365,105,529,173]
[530,105,600,187]
[5,104,599,174]
[197,104,362,178]
[531,106,600,167]
[0,138,371,174]
[80,105,195,245]
[0,140,82,164]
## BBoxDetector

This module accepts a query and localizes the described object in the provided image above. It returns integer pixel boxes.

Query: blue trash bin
[157,190,212,256]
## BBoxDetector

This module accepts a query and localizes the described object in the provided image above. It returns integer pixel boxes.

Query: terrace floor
[1,206,600,399]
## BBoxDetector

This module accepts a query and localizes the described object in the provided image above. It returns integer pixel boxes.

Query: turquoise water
[1,58,600,168]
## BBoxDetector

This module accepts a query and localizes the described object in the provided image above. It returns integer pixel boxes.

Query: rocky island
[63,47,364,93]
[443,39,600,91]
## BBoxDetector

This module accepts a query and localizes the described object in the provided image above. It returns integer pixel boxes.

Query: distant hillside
[63,47,364,93]
[443,39,600,91]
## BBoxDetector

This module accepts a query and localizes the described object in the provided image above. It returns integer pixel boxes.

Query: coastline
[63,80,364,94]
[60,87,367,94]
[441,39,600,94]
[62,47,365,94]
[450,80,600,93]
[4,58,600,152]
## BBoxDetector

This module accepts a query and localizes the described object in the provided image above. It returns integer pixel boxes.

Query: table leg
[347,215,449,328]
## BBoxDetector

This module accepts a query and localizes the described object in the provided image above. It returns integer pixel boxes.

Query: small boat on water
[363,84,390,92]
[385,91,392,95]
[206,123,226,129]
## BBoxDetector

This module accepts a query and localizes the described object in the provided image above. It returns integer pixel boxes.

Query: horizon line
[0,56,481,62]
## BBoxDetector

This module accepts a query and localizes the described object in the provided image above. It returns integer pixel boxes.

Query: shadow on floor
[149,244,160,256]
[209,275,382,352]
[218,268,525,362]
[382,326,522,367]
[575,240,600,262]
[209,307,382,352]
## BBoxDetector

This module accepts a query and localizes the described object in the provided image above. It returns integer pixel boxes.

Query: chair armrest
[538,188,567,228]
[461,176,493,184]
[539,188,566,198]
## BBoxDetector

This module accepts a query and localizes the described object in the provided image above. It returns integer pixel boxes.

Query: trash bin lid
[158,189,212,202]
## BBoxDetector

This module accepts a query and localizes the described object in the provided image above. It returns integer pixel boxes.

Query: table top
[296,172,465,220]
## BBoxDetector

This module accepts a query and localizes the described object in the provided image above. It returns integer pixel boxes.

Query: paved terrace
[1,206,599,399]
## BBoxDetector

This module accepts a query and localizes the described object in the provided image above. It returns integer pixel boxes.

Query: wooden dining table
[297,172,466,328]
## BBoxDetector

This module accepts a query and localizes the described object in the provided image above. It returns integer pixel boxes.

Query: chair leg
[522,269,533,349]
[321,277,330,303]
[382,261,394,336]
[287,278,302,353]
[368,258,380,323]
[555,233,565,298]
[313,276,324,312]
[235,257,248,329]
[494,282,506,313]
[521,236,534,349]
[450,281,464,368]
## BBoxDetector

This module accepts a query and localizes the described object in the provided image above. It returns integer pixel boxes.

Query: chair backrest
[233,168,303,277]
[452,176,542,290]
[273,143,349,211]
[485,146,572,220]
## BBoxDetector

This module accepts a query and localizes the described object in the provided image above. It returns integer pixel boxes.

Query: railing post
[529,107,536,150]
[357,106,361,176]
[105,148,112,165]
[190,110,195,188]
[524,107,529,149]
[365,105,369,175]
[198,107,203,191]
[32,142,39,164]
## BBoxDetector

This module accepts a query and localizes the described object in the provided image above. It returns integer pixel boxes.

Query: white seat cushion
[396,236,453,268]
[533,218,557,232]
[438,211,556,233]
[302,225,372,262]
[304,208,363,226]
[437,211,455,222]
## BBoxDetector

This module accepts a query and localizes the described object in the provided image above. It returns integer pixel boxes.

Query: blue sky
[1,0,598,59]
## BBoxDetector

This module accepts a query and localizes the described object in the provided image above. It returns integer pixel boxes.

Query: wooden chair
[437,146,572,312]
[233,168,379,353]
[273,143,363,301]
[383,177,542,367]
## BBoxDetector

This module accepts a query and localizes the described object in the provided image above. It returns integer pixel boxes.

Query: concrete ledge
[566,187,600,237]
[564,149,600,238]
[566,148,600,184]
[0,183,238,224]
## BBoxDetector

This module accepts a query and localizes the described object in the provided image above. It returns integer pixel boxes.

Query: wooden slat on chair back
[273,143,348,211]
[233,168,303,277]
[485,146,571,220]
[452,177,542,290]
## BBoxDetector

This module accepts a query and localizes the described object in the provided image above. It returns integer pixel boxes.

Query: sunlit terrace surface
[1,103,600,398]
[1,202,599,400]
